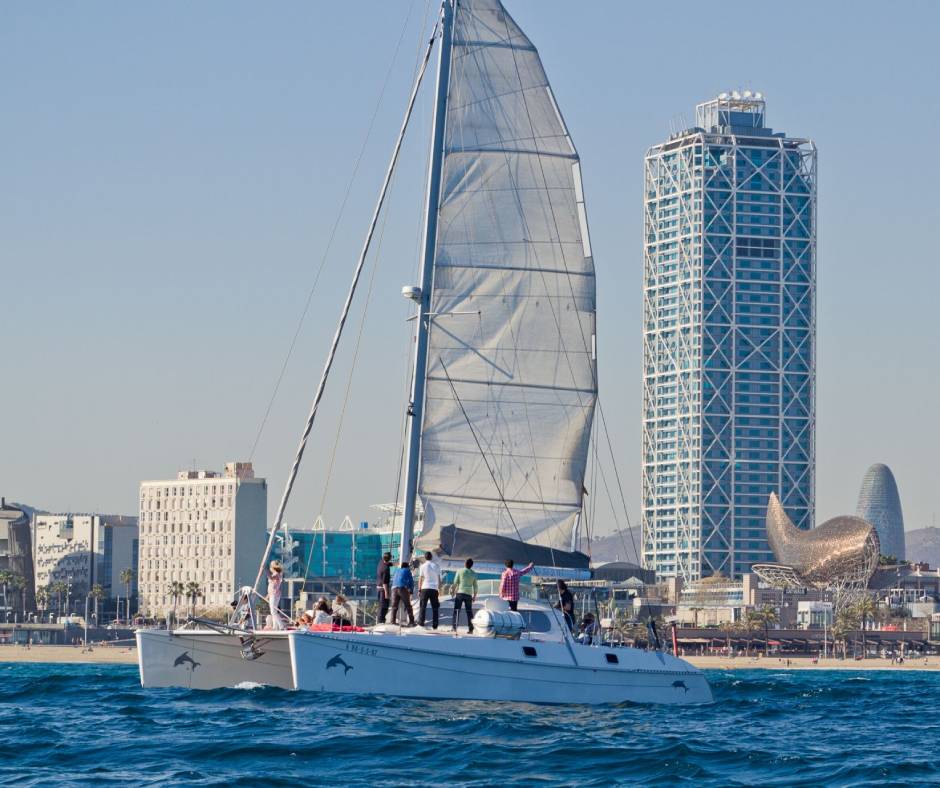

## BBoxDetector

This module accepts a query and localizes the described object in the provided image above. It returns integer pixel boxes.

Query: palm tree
[853,596,877,659]
[0,570,13,617]
[167,581,185,624]
[35,585,50,620]
[52,581,68,616]
[119,568,135,621]
[834,608,860,659]
[90,584,106,625]
[719,620,737,655]
[185,581,203,618]
[753,605,779,655]
[9,574,26,620]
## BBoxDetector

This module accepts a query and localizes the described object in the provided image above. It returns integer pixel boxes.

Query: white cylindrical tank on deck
[472,608,525,639]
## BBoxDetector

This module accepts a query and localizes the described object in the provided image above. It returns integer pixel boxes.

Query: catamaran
[138,0,711,704]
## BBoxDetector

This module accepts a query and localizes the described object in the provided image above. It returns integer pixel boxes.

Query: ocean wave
[0,665,938,786]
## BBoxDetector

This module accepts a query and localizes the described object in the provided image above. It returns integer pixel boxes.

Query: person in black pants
[556,579,575,632]
[451,558,478,633]
[417,552,441,629]
[376,551,392,624]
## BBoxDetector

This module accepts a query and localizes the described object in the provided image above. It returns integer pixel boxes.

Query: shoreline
[2,645,939,672]
[685,654,940,671]
[0,645,138,665]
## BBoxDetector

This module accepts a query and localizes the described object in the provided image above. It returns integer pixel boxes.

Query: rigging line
[247,0,421,463]
[494,7,603,515]
[504,313,560,569]
[588,421,600,554]
[478,20,587,566]
[501,14,643,582]
[372,2,437,565]
[437,12,571,572]
[594,446,624,538]
[316,159,397,517]
[389,3,436,545]
[301,170,397,583]
[252,18,441,595]
[390,1,436,542]
[439,358,534,566]
[597,398,640,562]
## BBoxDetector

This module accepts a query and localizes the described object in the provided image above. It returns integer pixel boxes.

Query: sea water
[0,663,936,786]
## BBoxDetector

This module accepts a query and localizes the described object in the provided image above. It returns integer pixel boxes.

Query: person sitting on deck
[499,559,534,611]
[313,600,332,626]
[577,613,599,646]
[451,558,478,634]
[390,562,416,626]
[332,594,353,627]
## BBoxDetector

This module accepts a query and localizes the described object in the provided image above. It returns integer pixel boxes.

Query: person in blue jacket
[390,561,416,626]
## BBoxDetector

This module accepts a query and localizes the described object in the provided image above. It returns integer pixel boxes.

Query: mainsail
[416,0,597,570]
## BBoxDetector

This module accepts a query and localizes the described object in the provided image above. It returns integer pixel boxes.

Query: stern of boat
[136,627,294,690]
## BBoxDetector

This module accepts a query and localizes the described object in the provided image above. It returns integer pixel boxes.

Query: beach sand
[0,645,137,665]
[686,654,940,671]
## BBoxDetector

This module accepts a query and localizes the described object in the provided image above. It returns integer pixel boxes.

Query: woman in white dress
[267,560,284,630]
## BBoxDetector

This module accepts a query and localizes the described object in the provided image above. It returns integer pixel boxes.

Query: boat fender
[472,609,525,639]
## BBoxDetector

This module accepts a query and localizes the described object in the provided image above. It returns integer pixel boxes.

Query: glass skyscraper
[856,463,905,561]
[642,93,816,581]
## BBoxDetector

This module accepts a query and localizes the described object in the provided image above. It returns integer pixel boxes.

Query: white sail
[417,0,596,564]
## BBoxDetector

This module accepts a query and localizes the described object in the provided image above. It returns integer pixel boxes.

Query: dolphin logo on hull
[174,651,201,671]
[326,654,353,674]
[672,680,689,692]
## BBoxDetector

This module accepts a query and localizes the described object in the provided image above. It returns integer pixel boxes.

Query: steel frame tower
[642,92,816,581]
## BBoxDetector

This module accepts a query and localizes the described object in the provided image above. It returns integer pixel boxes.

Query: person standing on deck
[376,552,393,624]
[451,558,478,633]
[417,552,441,629]
[499,559,534,611]
[267,560,284,629]
[556,580,575,631]
[390,562,416,626]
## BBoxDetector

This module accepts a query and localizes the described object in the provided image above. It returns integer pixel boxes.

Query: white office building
[32,513,139,606]
[137,461,267,616]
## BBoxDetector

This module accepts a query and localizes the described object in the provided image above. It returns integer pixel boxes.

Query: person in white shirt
[417,551,442,629]
[312,600,332,626]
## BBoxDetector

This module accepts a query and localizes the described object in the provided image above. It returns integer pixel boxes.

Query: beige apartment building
[32,513,138,606]
[137,461,267,616]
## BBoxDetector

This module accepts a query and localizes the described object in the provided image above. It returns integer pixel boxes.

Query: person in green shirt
[451,558,478,634]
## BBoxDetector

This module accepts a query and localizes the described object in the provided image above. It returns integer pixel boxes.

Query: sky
[3,1,938,537]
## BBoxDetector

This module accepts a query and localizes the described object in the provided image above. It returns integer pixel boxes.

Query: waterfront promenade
[4,644,940,672]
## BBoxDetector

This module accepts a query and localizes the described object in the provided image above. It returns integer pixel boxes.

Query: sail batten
[416,0,596,565]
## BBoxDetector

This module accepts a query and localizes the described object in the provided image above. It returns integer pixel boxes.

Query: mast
[249,19,441,596]
[399,0,454,562]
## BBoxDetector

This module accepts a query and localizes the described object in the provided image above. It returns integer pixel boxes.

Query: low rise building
[281,517,401,581]
[0,499,35,614]
[869,563,940,611]
[32,512,138,615]
[137,462,267,616]
[796,601,833,629]
[677,574,744,626]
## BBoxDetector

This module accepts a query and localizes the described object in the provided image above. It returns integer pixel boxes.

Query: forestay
[416,0,596,569]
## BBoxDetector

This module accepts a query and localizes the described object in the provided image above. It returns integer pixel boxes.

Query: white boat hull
[289,630,712,705]
[136,628,293,690]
